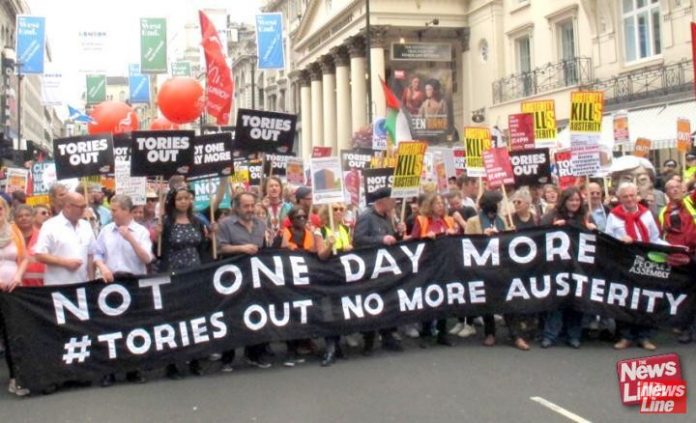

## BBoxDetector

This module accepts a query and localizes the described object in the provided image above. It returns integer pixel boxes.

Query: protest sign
[312,146,332,158]
[570,133,601,176]
[191,177,231,212]
[483,148,514,188]
[53,134,114,180]
[508,113,535,151]
[286,158,305,186]
[310,157,345,205]
[4,168,28,194]
[510,148,552,187]
[453,147,466,176]
[521,100,556,147]
[464,127,491,177]
[235,109,297,154]
[372,117,388,151]
[633,138,651,158]
[434,156,448,193]
[613,111,630,146]
[392,141,427,198]
[263,153,292,178]
[30,161,55,196]
[130,130,195,178]
[3,227,695,392]
[677,118,691,154]
[363,167,395,205]
[190,132,234,178]
[247,159,264,186]
[555,150,577,189]
[570,91,603,133]
[114,160,147,206]
[341,149,374,206]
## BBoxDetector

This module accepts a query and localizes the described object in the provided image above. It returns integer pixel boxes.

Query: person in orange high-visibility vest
[410,194,459,347]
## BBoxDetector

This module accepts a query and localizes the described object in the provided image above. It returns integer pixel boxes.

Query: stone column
[348,35,367,135]
[298,70,312,160]
[309,63,324,150]
[369,26,388,120]
[320,55,337,152]
[331,45,352,152]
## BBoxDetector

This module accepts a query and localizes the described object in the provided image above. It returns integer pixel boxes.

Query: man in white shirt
[34,192,96,285]
[604,182,661,351]
[94,195,152,282]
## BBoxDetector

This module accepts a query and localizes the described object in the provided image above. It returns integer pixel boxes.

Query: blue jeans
[543,309,583,343]
[618,322,654,342]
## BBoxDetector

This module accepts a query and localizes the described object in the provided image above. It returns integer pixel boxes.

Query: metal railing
[581,59,693,106]
[492,57,593,104]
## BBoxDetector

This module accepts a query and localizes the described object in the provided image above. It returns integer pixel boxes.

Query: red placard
[508,113,536,151]
[311,146,332,158]
[483,147,514,188]
[616,353,686,414]
[555,150,576,190]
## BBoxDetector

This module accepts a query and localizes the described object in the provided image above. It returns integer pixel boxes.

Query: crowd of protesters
[1,154,695,397]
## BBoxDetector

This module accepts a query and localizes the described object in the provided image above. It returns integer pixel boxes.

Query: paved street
[1,330,694,422]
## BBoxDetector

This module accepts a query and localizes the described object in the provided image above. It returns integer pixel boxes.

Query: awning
[556,100,696,150]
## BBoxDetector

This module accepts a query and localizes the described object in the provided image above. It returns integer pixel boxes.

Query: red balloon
[157,77,204,124]
[149,117,180,130]
[87,101,139,135]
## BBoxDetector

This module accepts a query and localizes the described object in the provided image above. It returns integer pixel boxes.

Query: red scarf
[611,204,650,242]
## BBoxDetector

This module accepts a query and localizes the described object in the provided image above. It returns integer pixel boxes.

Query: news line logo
[616,353,687,414]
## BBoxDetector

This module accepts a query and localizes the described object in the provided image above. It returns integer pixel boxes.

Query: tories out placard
[235,109,297,154]
[53,134,114,180]
[130,130,195,177]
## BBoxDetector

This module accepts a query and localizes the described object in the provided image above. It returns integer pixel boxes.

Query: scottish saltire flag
[67,105,95,124]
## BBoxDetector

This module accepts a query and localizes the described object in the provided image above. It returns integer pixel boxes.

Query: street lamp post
[15,60,23,165]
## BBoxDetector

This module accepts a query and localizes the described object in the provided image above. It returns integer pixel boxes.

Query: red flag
[199,11,233,124]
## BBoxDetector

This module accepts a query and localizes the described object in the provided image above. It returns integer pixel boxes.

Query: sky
[26,0,261,112]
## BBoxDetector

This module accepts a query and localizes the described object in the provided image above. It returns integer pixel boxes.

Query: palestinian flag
[380,76,413,145]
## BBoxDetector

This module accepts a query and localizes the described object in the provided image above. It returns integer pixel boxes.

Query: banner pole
[501,184,513,229]
[400,197,407,226]
[210,184,218,260]
[157,176,165,257]
[328,203,337,255]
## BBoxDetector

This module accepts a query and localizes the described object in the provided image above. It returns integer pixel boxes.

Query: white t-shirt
[34,213,96,286]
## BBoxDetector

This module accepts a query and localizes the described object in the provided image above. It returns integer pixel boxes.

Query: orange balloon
[87,101,139,135]
[149,117,180,130]
[157,77,204,124]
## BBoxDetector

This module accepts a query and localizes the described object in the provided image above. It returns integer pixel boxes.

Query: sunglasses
[333,207,345,211]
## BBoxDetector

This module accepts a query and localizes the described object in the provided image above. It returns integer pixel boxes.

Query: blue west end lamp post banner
[255,13,285,70]
[128,64,150,104]
[15,15,46,74]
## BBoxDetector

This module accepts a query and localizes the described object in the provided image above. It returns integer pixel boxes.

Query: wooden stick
[157,176,164,257]
[400,197,407,225]
[328,203,336,255]
[477,176,484,203]
[501,184,514,229]
[210,184,218,260]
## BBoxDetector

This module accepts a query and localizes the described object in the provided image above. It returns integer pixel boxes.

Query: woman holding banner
[411,193,458,347]
[540,187,596,349]
[280,206,332,367]
[317,203,353,366]
[0,196,31,396]
[465,191,529,350]
[12,205,44,287]
[158,186,211,379]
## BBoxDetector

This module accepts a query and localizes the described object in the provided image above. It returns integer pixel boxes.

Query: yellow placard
[464,127,492,177]
[677,118,691,154]
[570,91,604,133]
[521,100,556,142]
[392,141,428,196]
[26,195,50,206]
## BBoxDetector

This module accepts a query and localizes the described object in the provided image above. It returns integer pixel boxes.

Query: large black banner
[2,227,695,391]
[53,134,114,179]
[234,109,297,155]
[130,130,195,178]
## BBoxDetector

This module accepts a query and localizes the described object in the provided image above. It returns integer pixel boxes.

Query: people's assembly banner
[190,133,234,178]
[53,134,114,180]
[310,157,345,205]
[16,15,46,74]
[130,131,195,178]
[140,18,167,74]
[363,168,395,205]
[255,13,285,70]
[510,148,551,187]
[392,141,427,198]
[521,100,556,147]
[464,127,491,177]
[508,113,535,151]
[570,91,603,133]
[341,149,374,206]
[555,150,577,190]
[677,118,691,154]
[3,227,695,392]
[235,109,296,154]
[483,148,514,188]
[633,138,651,158]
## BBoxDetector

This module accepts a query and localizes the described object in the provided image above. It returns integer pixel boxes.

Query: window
[515,36,533,96]
[622,0,661,62]
[557,19,577,85]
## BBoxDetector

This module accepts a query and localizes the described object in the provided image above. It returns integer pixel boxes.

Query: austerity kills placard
[510,148,551,187]
[570,91,603,133]
[53,134,114,180]
[392,142,427,198]
[130,130,195,178]
[464,127,491,177]
[190,132,234,178]
[235,109,297,154]
[521,100,556,147]
[363,168,395,205]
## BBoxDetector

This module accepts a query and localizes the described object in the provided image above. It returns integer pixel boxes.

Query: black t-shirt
[450,206,477,221]
[512,213,537,230]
